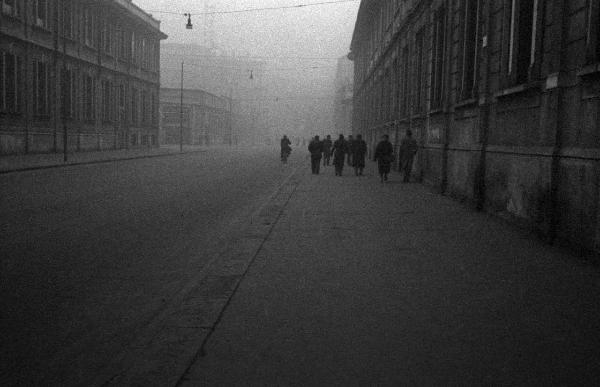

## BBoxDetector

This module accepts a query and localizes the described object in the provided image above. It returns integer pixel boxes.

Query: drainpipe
[61,0,67,162]
[53,0,59,153]
[548,0,569,243]
[405,27,414,175]
[24,0,30,154]
[475,0,493,211]
[441,0,454,194]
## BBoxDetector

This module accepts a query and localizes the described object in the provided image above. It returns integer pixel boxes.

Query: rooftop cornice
[350,0,377,52]
[111,0,168,38]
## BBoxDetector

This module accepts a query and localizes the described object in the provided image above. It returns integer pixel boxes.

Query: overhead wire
[220,96,336,101]
[149,1,356,64]
[161,62,337,72]
[159,58,344,79]
[159,52,345,61]
[151,1,351,98]
[146,0,358,16]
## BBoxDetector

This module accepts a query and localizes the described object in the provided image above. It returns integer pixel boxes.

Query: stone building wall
[0,0,167,155]
[350,0,600,254]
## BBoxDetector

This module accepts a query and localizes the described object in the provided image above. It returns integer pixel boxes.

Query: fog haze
[133,0,359,139]
[135,0,358,59]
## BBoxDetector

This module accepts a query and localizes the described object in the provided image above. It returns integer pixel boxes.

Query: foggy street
[4,148,600,385]
[1,147,300,385]
[4,0,600,384]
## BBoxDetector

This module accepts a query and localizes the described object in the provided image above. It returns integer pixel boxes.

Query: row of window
[2,0,160,72]
[2,0,21,18]
[0,51,158,125]
[356,0,598,125]
[355,1,450,123]
[131,134,158,147]
[0,51,21,113]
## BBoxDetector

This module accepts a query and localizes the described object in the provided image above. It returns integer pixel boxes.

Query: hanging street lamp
[184,13,193,29]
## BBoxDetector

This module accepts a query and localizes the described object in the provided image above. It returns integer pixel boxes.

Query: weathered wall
[351,0,600,254]
[0,0,164,155]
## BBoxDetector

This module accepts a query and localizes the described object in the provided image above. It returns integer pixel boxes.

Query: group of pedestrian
[304,130,418,183]
[307,134,368,177]
[373,130,418,183]
[304,132,363,177]
[280,130,418,182]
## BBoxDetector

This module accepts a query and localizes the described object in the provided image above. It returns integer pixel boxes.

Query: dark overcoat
[351,140,368,168]
[332,139,348,167]
[374,140,394,174]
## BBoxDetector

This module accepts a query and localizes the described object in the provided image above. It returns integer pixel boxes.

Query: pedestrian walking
[351,134,367,176]
[322,135,333,166]
[346,135,354,166]
[308,136,324,174]
[374,134,394,183]
[399,129,418,183]
[332,134,348,176]
[280,135,292,163]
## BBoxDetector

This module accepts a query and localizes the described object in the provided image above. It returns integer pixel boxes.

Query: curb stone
[0,149,207,175]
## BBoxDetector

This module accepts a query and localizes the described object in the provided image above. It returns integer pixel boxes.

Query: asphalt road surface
[1,146,299,385]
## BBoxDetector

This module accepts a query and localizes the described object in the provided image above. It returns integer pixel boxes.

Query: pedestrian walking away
[351,134,367,176]
[322,135,333,166]
[346,135,354,166]
[374,134,394,183]
[332,134,348,176]
[308,135,324,175]
[280,135,292,163]
[398,129,418,183]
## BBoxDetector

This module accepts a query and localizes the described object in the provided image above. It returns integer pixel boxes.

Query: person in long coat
[308,135,324,174]
[399,129,418,183]
[346,135,354,166]
[332,134,348,176]
[374,134,394,183]
[351,134,368,176]
[322,135,333,166]
[280,135,292,161]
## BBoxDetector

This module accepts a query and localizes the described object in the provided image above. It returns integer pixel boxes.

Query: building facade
[350,0,600,254]
[0,0,167,155]
[334,55,354,133]
[160,88,232,146]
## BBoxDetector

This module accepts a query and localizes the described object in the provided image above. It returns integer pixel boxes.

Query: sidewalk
[181,162,600,386]
[0,145,207,173]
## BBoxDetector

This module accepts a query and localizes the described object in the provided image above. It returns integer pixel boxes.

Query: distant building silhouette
[333,56,353,134]
[160,44,267,145]
[160,88,232,146]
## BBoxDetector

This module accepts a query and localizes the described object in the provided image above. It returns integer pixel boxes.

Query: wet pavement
[1,146,298,385]
[3,151,600,385]
[181,161,600,386]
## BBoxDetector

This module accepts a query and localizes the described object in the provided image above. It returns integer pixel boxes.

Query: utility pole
[180,61,184,152]
[179,12,193,151]
[229,84,234,146]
